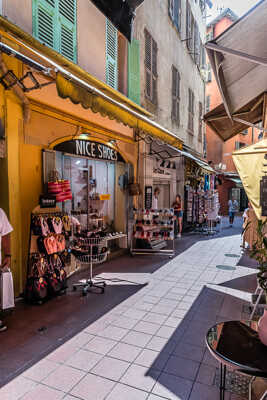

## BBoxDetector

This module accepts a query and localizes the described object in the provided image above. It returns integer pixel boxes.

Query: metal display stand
[72,237,108,295]
[131,209,175,258]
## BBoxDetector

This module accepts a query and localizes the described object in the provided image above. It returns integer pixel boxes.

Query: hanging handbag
[0,269,15,310]
[25,257,48,302]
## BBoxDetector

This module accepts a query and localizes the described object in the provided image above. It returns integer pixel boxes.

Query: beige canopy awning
[232,138,267,219]
[205,0,267,122]
[204,93,265,141]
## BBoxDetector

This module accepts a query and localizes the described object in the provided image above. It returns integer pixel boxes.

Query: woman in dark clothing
[172,194,183,238]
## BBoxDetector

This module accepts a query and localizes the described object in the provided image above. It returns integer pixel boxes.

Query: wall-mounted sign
[39,194,57,209]
[54,139,125,162]
[145,185,153,210]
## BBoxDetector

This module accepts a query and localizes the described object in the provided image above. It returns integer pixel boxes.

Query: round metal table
[206,320,267,400]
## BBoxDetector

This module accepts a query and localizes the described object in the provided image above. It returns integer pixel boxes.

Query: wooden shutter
[152,39,157,104]
[172,67,180,124]
[145,30,157,104]
[169,0,174,19]
[58,0,77,62]
[186,0,190,50]
[33,0,55,49]
[145,30,151,98]
[174,0,179,29]
[194,23,199,64]
[106,19,118,89]
[128,39,141,105]
[198,102,203,142]
[33,0,76,62]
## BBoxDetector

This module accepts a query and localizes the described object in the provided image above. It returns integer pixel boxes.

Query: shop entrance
[153,183,170,209]
[62,155,116,229]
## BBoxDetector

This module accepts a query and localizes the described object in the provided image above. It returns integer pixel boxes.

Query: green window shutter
[128,39,140,105]
[106,19,118,89]
[33,0,77,62]
[33,0,56,49]
[58,0,77,62]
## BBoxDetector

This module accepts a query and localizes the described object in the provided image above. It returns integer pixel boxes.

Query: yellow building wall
[0,50,138,296]
[19,143,42,286]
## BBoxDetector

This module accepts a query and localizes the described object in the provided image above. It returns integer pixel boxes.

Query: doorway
[153,183,170,209]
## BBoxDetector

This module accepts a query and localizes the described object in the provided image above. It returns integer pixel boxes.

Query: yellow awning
[232,138,267,219]
[56,73,182,148]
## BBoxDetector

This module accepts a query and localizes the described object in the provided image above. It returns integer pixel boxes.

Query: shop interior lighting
[108,139,117,145]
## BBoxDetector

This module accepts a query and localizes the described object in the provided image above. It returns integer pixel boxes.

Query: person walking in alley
[172,194,183,238]
[228,197,239,227]
[0,208,13,332]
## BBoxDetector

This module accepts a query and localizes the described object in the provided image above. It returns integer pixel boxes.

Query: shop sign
[54,139,124,162]
[260,176,267,216]
[145,186,153,209]
[39,194,57,209]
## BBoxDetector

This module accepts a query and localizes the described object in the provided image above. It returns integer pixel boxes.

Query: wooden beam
[233,117,267,133]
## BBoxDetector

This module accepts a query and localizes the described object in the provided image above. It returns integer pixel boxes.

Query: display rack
[72,237,107,295]
[131,209,174,258]
[25,206,71,303]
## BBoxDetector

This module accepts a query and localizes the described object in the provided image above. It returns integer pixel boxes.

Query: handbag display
[0,269,15,310]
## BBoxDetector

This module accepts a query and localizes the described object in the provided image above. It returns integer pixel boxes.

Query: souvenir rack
[130,209,175,258]
[25,207,72,303]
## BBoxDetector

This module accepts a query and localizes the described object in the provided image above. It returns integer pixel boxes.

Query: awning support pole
[206,42,267,67]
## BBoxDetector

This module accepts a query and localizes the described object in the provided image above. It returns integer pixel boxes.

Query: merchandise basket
[72,237,108,295]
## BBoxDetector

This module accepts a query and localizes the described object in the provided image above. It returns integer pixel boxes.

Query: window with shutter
[106,19,118,89]
[188,88,194,133]
[33,0,77,62]
[128,39,141,105]
[59,0,77,62]
[144,29,157,105]
[171,66,180,125]
[169,0,182,32]
[194,21,199,64]
[198,101,203,142]
[169,0,174,19]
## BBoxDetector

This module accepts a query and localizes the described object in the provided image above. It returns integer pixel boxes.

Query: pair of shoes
[178,233,181,238]
[0,320,7,332]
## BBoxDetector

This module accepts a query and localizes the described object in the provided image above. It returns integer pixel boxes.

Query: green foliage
[246,219,267,291]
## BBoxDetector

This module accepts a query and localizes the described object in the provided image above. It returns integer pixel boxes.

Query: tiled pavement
[0,218,259,400]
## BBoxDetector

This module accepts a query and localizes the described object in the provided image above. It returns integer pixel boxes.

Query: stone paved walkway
[0,218,258,400]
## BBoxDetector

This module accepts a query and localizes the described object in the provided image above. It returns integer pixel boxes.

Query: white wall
[134,0,206,155]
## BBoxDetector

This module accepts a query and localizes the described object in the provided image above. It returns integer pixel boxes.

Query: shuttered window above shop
[106,19,118,89]
[198,101,203,142]
[145,29,157,105]
[128,39,141,105]
[188,88,194,133]
[171,66,180,125]
[32,0,77,62]
[169,0,182,32]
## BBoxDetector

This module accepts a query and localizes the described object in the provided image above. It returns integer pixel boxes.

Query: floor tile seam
[63,352,106,374]
[95,328,130,342]
[0,344,70,392]
[19,379,69,396]
[153,370,192,400]
[21,360,61,384]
